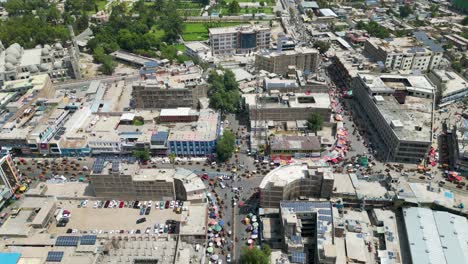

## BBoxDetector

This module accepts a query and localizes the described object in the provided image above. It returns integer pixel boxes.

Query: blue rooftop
[413,31,444,53]
[151,132,169,142]
[0,252,21,264]
[144,61,159,68]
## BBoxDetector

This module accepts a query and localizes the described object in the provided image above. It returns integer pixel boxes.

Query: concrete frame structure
[259,164,334,208]
[255,47,320,76]
[0,154,19,193]
[351,73,435,163]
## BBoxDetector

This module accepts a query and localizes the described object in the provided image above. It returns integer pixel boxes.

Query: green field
[178,9,202,16]
[182,22,245,41]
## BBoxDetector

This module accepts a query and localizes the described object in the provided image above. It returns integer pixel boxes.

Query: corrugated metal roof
[403,207,468,264]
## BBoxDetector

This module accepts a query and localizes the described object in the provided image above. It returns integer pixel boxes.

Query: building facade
[168,109,221,156]
[255,47,320,75]
[209,25,271,56]
[0,154,20,193]
[132,80,193,109]
[363,34,443,72]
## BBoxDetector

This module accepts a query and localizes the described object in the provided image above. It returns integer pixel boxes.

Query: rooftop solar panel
[290,252,306,264]
[81,235,97,245]
[55,236,80,247]
[46,251,64,262]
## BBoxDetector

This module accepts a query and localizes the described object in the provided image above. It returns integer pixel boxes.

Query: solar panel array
[112,161,120,172]
[55,236,80,246]
[80,235,97,245]
[46,251,64,262]
[280,201,331,212]
[92,158,105,173]
[290,252,306,264]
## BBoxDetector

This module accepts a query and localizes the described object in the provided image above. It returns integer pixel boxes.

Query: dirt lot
[49,200,181,233]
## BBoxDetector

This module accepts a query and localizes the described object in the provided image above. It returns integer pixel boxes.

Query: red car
[200,173,209,180]
[164,200,170,209]
[118,201,124,208]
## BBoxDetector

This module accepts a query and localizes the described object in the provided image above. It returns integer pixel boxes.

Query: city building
[0,154,19,193]
[351,73,435,163]
[446,116,468,173]
[255,47,320,76]
[329,50,376,90]
[259,164,334,208]
[280,201,336,264]
[168,109,221,156]
[132,79,194,109]
[402,207,468,264]
[208,24,271,56]
[0,41,80,86]
[243,93,331,122]
[159,108,199,123]
[427,69,468,105]
[90,161,205,201]
[269,135,322,158]
[363,33,443,71]
[184,42,214,63]
[444,34,468,51]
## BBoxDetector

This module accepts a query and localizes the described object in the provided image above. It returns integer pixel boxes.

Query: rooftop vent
[391,120,403,130]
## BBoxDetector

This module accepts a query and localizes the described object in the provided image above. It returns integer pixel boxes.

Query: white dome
[5,54,18,65]
[28,65,39,73]
[53,61,62,69]
[41,48,50,56]
[35,44,42,49]
[4,62,15,71]
[44,44,51,50]
[54,43,63,50]
[39,64,49,71]
[10,43,21,50]
[6,47,21,59]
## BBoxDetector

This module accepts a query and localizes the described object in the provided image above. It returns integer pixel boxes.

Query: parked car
[164,201,170,209]
[136,218,146,224]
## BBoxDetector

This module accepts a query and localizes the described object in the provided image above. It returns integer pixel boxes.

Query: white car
[148,201,152,208]
[219,182,226,189]
[227,254,232,263]
[170,201,175,209]
[82,200,88,207]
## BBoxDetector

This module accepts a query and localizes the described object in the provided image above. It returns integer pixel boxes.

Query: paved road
[54,74,139,90]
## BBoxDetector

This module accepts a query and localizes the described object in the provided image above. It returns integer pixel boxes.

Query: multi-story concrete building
[243,93,331,122]
[132,79,194,109]
[168,109,221,156]
[259,164,334,208]
[90,161,205,201]
[446,116,468,173]
[351,73,435,163]
[0,154,20,193]
[0,41,80,86]
[255,47,320,76]
[280,201,336,264]
[427,69,468,105]
[363,32,443,72]
[208,25,271,56]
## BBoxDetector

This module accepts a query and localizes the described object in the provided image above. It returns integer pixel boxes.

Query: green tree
[216,130,236,162]
[429,4,439,17]
[307,112,324,134]
[99,56,116,75]
[452,61,462,73]
[240,245,271,264]
[207,70,240,115]
[133,149,150,161]
[313,40,330,54]
[399,4,412,18]
[159,1,185,43]
[227,0,241,15]
[462,16,468,26]
[75,12,89,32]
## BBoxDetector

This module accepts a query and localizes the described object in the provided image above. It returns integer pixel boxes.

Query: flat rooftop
[179,202,207,236]
[431,69,468,97]
[167,109,219,142]
[270,135,321,151]
[244,93,331,110]
[259,164,308,189]
[208,24,268,35]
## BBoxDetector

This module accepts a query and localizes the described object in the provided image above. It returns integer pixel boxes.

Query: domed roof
[6,47,21,59]
[53,61,62,69]
[41,48,50,56]
[54,43,63,50]
[44,44,51,50]
[39,64,49,71]
[5,54,18,65]
[35,44,42,49]
[28,65,39,73]
[4,62,14,71]
[10,43,21,50]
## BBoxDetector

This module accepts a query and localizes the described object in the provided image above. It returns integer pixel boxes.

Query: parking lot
[49,200,182,234]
